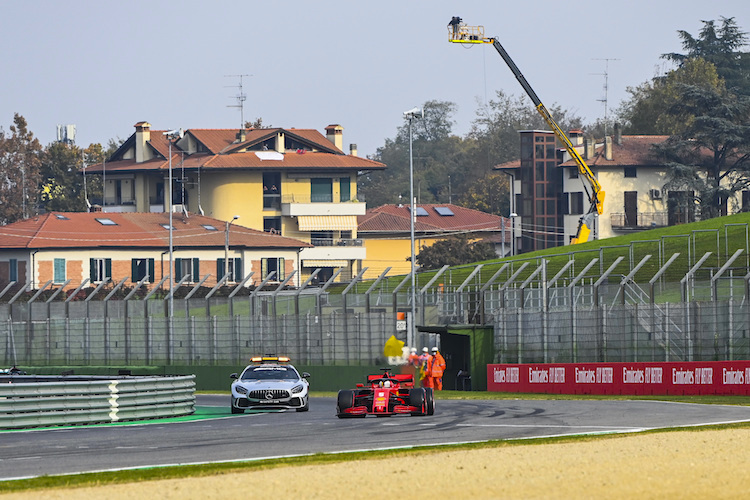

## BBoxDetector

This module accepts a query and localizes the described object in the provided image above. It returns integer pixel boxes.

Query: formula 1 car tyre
[231,397,244,414]
[425,388,435,415]
[409,388,427,416]
[337,390,355,418]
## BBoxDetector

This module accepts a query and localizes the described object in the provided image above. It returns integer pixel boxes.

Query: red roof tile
[560,135,669,167]
[0,212,311,250]
[358,204,508,234]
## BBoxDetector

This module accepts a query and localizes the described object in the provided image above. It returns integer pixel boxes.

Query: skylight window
[54,214,70,220]
[95,218,117,226]
[161,224,175,230]
[408,206,429,216]
[202,224,218,231]
[434,207,455,216]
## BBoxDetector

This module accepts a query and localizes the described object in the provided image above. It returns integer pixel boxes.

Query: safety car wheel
[409,388,427,416]
[296,397,310,412]
[231,397,244,414]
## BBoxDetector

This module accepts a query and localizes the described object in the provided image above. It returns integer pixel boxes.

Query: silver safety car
[230,356,310,413]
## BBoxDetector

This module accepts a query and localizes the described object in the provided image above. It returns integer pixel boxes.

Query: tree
[618,58,724,135]
[458,173,510,216]
[40,142,88,212]
[415,235,497,270]
[655,84,750,219]
[662,17,750,95]
[0,113,43,224]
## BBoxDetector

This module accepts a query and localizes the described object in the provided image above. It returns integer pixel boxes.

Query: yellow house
[357,204,509,280]
[83,122,386,283]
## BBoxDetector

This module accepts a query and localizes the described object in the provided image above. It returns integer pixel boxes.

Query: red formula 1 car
[336,368,435,418]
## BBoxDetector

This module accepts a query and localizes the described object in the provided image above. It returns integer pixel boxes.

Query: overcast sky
[2,1,748,159]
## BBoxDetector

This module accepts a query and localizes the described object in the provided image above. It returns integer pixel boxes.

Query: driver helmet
[383,380,392,388]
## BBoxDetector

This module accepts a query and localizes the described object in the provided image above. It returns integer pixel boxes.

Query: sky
[2,1,749,159]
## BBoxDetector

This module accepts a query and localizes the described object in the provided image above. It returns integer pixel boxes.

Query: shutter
[217,258,224,279]
[261,258,268,279]
[174,258,182,280]
[192,258,200,282]
[90,258,96,282]
[105,259,112,279]
[278,258,285,281]
[148,259,155,283]
[234,258,243,281]
[131,259,138,282]
[340,177,350,202]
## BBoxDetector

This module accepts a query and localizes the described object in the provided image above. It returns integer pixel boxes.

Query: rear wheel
[425,388,435,415]
[336,390,355,418]
[409,389,426,416]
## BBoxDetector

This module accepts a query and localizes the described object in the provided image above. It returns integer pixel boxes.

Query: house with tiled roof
[82,122,386,283]
[0,212,310,292]
[494,127,742,251]
[357,204,510,278]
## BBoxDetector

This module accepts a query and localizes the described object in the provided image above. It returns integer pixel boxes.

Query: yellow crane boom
[448,17,605,244]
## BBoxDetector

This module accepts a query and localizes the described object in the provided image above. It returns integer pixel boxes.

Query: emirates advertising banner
[487,361,750,396]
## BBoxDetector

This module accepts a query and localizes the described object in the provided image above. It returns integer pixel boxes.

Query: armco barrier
[0,374,195,429]
[488,361,750,396]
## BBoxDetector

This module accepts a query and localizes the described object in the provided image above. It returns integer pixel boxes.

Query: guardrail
[0,374,195,429]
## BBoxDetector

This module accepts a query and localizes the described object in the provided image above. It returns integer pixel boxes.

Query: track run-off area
[2,394,750,481]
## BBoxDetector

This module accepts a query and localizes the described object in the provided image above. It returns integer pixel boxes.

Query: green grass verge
[2,393,748,493]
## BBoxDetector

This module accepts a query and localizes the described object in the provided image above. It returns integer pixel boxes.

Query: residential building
[357,203,509,279]
[495,127,743,250]
[83,122,386,283]
[0,212,310,291]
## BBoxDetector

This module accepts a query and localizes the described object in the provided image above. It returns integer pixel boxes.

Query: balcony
[610,212,669,231]
[281,194,366,217]
[300,244,366,265]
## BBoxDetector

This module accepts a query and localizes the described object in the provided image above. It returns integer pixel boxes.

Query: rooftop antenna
[591,58,619,136]
[225,74,251,129]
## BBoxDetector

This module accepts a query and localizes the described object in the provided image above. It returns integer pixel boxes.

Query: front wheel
[337,390,355,415]
[409,388,427,416]
[296,396,310,412]
[231,397,244,414]
[425,388,435,415]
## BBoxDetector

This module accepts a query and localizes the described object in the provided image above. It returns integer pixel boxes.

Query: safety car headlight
[291,384,305,394]
[235,385,248,395]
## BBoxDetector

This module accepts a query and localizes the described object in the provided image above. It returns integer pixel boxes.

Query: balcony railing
[610,211,669,230]
[281,193,365,204]
[310,238,363,247]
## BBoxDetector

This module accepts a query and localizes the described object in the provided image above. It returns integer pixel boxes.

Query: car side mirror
[230,373,238,379]
[356,383,364,388]
[302,372,311,378]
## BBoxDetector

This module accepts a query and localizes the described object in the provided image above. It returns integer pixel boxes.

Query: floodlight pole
[404,106,423,349]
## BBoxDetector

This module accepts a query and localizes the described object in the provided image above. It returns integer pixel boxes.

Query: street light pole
[403,107,423,349]
[510,212,518,256]
[163,129,183,329]
[225,215,240,281]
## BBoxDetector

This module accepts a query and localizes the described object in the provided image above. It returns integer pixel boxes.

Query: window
[263,172,281,210]
[261,257,285,281]
[53,258,66,283]
[264,217,281,234]
[311,178,333,202]
[131,258,154,283]
[434,207,454,216]
[175,258,199,282]
[95,218,117,226]
[624,166,637,178]
[340,177,351,202]
[9,259,18,282]
[217,258,243,282]
[569,168,579,179]
[569,192,584,215]
[90,258,112,283]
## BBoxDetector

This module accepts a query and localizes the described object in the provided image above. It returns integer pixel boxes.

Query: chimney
[325,124,344,151]
[604,136,613,161]
[568,129,584,146]
[349,143,358,157]
[236,129,246,143]
[134,121,151,163]
[584,137,595,160]
[614,122,622,145]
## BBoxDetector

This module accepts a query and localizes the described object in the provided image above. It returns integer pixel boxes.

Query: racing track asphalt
[2,395,750,480]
